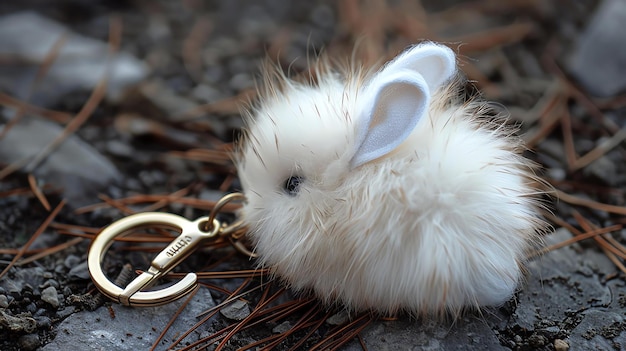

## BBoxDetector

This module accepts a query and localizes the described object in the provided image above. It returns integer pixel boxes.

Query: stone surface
[67,261,91,281]
[41,287,215,351]
[0,310,37,333]
[18,333,40,351]
[338,227,626,350]
[40,286,59,309]
[0,11,149,105]
[219,299,251,321]
[568,0,626,97]
[0,117,122,206]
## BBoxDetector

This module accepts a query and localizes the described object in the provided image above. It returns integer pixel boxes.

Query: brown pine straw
[570,127,626,171]
[532,218,622,258]
[27,173,51,211]
[216,288,288,350]
[555,189,626,216]
[241,303,329,351]
[572,212,626,274]
[0,186,35,198]
[0,199,66,280]
[449,22,535,54]
[15,237,84,266]
[149,284,200,351]
[161,278,266,351]
[167,148,233,165]
[182,15,213,82]
[523,92,567,148]
[0,92,73,124]
[74,192,242,215]
[310,313,373,351]
[167,269,270,280]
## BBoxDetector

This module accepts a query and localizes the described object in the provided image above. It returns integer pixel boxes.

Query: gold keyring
[88,212,220,307]
[206,192,247,232]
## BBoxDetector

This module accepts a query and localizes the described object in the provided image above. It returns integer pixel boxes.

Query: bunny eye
[284,176,304,196]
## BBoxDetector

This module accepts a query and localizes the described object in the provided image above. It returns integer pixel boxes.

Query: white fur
[235,43,545,316]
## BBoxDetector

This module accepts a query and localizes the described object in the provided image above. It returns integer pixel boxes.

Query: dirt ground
[1,0,626,350]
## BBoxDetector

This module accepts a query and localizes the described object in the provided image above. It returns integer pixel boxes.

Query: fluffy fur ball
[235,43,546,316]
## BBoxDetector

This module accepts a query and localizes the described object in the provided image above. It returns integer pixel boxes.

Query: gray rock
[554,338,569,351]
[514,229,613,322]
[0,267,45,296]
[18,333,40,351]
[342,315,504,351]
[220,299,251,321]
[40,286,59,309]
[68,261,91,280]
[583,156,618,186]
[64,255,81,269]
[41,279,60,290]
[105,140,134,159]
[272,321,292,334]
[0,117,121,206]
[0,11,148,105]
[326,310,350,326]
[568,0,626,96]
[42,287,215,351]
[191,83,225,103]
[0,295,8,308]
[136,80,199,121]
[339,227,624,350]
[0,310,36,333]
[569,309,624,350]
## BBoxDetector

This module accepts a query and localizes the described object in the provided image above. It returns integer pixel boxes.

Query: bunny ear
[349,43,457,168]
[350,71,429,168]
[382,42,457,91]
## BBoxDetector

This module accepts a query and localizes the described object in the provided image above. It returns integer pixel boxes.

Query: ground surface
[1,0,626,350]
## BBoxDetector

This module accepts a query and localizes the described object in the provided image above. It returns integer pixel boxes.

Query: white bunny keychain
[236,42,547,316]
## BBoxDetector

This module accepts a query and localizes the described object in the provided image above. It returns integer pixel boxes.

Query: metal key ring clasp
[88,212,220,307]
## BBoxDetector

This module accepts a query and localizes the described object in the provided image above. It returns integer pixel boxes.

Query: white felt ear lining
[381,43,456,91]
[351,71,429,168]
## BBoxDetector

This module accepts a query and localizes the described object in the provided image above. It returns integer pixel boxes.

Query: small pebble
[34,308,47,317]
[272,321,292,334]
[35,316,52,329]
[68,261,91,280]
[0,310,36,333]
[105,140,134,158]
[64,255,81,269]
[554,338,569,351]
[583,156,617,186]
[56,306,75,319]
[220,300,250,321]
[546,167,566,181]
[54,264,67,274]
[0,294,8,308]
[41,279,60,289]
[229,73,253,91]
[41,286,59,309]
[528,333,548,347]
[326,310,349,326]
[25,302,37,314]
[18,333,41,351]
[310,4,335,28]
